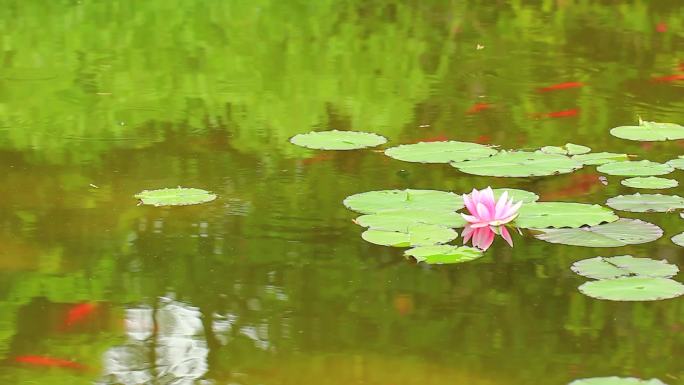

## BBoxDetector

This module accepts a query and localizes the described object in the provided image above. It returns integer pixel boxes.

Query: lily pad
[597,160,673,176]
[384,141,497,163]
[515,202,618,228]
[290,130,387,150]
[134,187,217,206]
[354,210,467,231]
[361,224,458,247]
[451,151,582,177]
[571,256,678,280]
[490,188,540,203]
[610,120,684,141]
[606,193,684,212]
[569,377,668,385]
[534,219,663,247]
[540,143,591,155]
[671,232,684,247]
[666,156,684,170]
[578,277,684,301]
[405,245,484,264]
[344,189,463,214]
[571,152,630,165]
[621,177,678,189]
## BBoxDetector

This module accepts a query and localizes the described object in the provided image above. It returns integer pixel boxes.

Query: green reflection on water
[1,1,684,384]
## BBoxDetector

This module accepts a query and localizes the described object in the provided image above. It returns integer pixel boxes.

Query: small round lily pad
[571,152,630,165]
[354,210,466,231]
[666,156,684,170]
[597,160,673,176]
[515,202,618,228]
[621,177,678,189]
[290,130,387,150]
[571,256,679,280]
[384,141,497,163]
[135,188,217,206]
[671,232,684,247]
[606,193,684,212]
[540,143,591,155]
[344,189,463,214]
[569,377,668,385]
[534,219,663,247]
[578,277,684,301]
[361,224,458,247]
[404,245,484,264]
[610,120,684,141]
[451,151,582,177]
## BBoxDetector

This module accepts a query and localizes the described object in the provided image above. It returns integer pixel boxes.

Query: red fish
[652,74,684,82]
[474,135,491,144]
[466,102,492,114]
[537,82,584,92]
[656,22,668,33]
[544,173,604,199]
[64,302,98,327]
[531,108,579,119]
[14,355,85,370]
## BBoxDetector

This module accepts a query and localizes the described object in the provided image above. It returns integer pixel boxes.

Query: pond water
[1,1,683,384]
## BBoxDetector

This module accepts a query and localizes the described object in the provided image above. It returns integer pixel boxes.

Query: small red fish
[15,355,85,370]
[64,302,98,327]
[416,134,449,142]
[466,102,492,114]
[652,74,684,82]
[474,135,491,144]
[537,82,584,92]
[531,108,579,119]
[656,22,668,33]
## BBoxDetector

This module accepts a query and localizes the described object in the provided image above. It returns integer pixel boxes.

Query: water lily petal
[462,225,474,243]
[494,191,509,218]
[476,202,491,221]
[500,226,513,247]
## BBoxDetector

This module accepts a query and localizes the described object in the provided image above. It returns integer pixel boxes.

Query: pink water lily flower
[461,187,522,251]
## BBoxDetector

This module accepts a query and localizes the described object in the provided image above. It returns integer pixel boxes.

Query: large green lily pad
[610,120,684,141]
[540,143,591,155]
[606,193,684,212]
[571,256,678,280]
[671,232,684,247]
[290,130,387,150]
[344,189,463,214]
[534,219,663,247]
[571,152,630,165]
[451,151,582,177]
[404,245,484,264]
[578,277,684,301]
[515,202,618,228]
[597,160,673,176]
[384,141,497,163]
[621,176,678,189]
[354,210,466,231]
[361,224,458,247]
[569,377,668,385]
[666,156,684,170]
[134,187,217,206]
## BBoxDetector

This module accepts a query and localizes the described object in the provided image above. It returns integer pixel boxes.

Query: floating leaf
[621,177,678,189]
[534,219,663,247]
[354,210,466,231]
[610,120,684,141]
[597,160,673,176]
[451,151,582,177]
[515,202,618,228]
[578,277,684,301]
[361,224,458,247]
[671,232,684,247]
[569,377,668,385]
[606,193,684,212]
[134,187,217,206]
[540,143,591,155]
[405,245,484,264]
[571,152,630,165]
[571,256,678,280]
[490,188,540,203]
[666,156,684,170]
[344,189,463,214]
[384,141,497,163]
[290,130,387,150]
